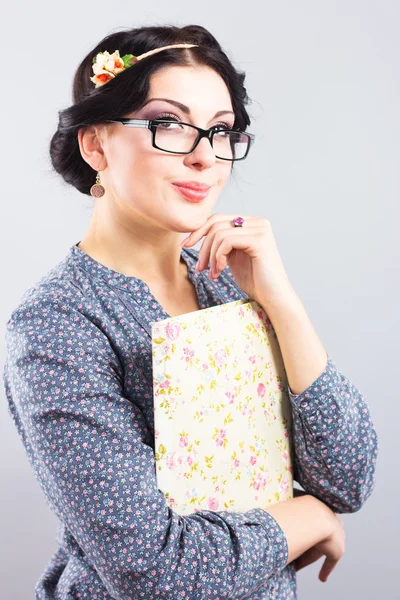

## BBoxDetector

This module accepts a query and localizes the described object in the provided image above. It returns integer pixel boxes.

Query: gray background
[1,1,398,598]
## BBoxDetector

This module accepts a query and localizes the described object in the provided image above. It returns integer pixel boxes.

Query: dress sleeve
[3,292,289,600]
[288,354,379,513]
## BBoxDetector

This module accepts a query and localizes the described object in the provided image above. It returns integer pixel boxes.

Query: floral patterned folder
[151,297,294,515]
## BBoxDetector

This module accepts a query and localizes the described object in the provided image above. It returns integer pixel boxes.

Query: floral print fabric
[152,297,295,515]
[2,242,378,599]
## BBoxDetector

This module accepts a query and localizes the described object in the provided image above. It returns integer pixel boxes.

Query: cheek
[108,130,150,170]
[217,165,232,187]
[117,134,173,181]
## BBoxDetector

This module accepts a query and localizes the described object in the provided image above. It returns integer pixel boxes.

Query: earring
[90,172,105,198]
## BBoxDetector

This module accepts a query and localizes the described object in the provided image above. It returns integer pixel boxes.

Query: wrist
[311,497,337,542]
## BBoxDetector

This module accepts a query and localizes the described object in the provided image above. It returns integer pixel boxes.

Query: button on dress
[3,242,379,599]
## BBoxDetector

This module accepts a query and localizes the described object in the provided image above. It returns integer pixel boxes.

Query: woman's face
[92,65,235,234]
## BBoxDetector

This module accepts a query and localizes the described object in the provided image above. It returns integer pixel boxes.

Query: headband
[90,43,199,88]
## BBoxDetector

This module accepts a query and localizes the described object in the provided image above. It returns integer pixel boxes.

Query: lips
[171,183,210,202]
[172,181,211,191]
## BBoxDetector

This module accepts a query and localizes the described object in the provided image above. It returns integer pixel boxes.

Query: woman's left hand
[181,213,295,308]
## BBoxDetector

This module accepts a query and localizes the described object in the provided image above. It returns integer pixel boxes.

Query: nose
[186,134,216,167]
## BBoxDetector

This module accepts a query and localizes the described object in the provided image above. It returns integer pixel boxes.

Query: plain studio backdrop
[1,1,398,598]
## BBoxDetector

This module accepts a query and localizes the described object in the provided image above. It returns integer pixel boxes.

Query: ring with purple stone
[233,216,244,227]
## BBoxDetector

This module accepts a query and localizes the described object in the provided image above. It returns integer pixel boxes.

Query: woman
[3,24,378,599]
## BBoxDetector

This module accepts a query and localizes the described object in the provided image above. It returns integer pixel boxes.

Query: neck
[77,213,189,289]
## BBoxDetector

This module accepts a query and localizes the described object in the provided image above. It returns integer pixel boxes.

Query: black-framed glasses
[102,118,255,161]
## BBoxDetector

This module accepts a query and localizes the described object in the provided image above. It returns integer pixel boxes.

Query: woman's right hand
[295,511,346,582]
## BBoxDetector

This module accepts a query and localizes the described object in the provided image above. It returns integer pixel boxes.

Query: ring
[233,216,244,227]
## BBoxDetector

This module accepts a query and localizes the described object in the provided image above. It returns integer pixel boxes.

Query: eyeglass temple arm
[104,119,256,151]
[105,119,151,128]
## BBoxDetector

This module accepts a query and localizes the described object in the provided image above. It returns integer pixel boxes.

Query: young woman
[3,24,378,600]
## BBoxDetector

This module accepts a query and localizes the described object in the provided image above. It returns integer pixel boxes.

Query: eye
[154,112,181,121]
[154,113,184,130]
[211,122,232,131]
[155,113,180,122]
[154,112,233,130]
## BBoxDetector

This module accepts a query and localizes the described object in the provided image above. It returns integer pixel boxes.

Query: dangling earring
[90,172,105,198]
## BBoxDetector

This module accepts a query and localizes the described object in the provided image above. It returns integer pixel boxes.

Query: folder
[151,297,294,515]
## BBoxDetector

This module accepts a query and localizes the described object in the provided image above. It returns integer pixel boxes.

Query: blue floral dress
[3,242,378,599]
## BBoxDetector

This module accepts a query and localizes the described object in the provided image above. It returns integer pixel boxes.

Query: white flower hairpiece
[90,50,135,88]
[90,44,199,88]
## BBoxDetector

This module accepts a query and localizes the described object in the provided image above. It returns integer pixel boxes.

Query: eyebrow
[141,97,235,120]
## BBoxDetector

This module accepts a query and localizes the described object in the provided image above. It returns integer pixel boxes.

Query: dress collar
[68,241,200,292]
[67,241,238,342]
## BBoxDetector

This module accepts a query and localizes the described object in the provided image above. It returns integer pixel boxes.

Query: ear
[77,125,108,171]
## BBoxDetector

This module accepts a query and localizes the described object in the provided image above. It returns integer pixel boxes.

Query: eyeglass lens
[154,121,249,160]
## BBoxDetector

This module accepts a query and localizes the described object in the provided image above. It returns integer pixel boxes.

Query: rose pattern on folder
[152,298,294,515]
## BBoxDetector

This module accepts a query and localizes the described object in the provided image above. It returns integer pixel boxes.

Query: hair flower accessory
[90,44,199,88]
[90,50,136,88]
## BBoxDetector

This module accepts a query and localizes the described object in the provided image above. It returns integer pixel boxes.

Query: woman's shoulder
[5,241,120,330]
[6,277,84,331]
[7,246,82,315]
[4,277,122,380]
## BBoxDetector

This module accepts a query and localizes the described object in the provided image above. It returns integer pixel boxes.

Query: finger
[196,223,234,273]
[211,230,263,276]
[296,558,314,572]
[319,557,338,583]
[295,557,309,572]
[181,214,258,248]
[295,548,323,571]
[209,229,249,277]
[198,225,262,274]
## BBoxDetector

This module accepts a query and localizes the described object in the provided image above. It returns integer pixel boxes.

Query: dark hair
[49,24,253,195]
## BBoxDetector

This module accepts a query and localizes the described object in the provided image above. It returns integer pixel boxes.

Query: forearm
[260,287,328,396]
[260,290,378,512]
[265,495,334,565]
